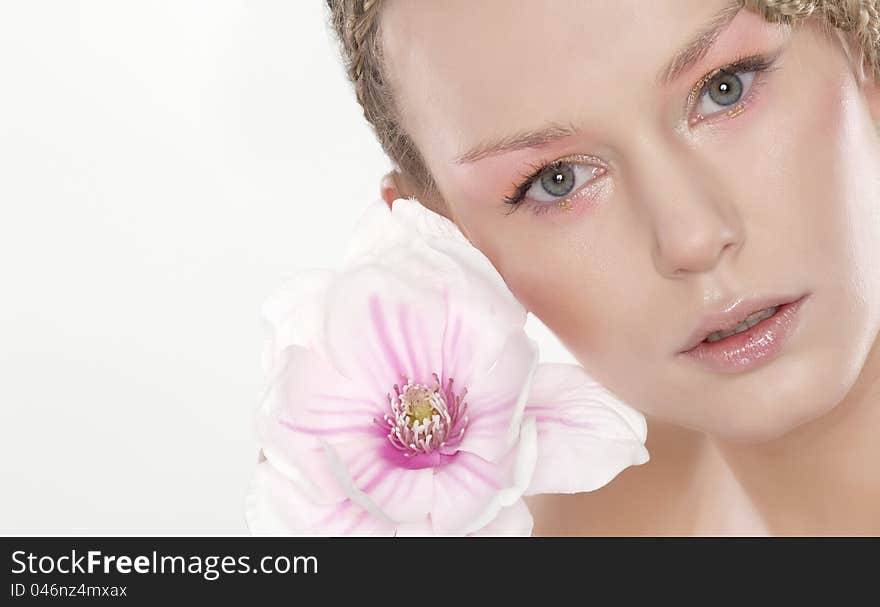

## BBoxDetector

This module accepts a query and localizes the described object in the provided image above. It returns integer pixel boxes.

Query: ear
[379,169,456,223]
[379,171,399,210]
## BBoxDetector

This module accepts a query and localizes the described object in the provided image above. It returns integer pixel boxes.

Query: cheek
[744,44,878,292]
[452,175,667,387]
[444,185,650,390]
[490,221,645,375]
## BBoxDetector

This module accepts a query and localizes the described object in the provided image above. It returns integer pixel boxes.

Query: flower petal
[328,439,435,524]
[430,416,537,535]
[261,268,335,374]
[387,198,524,320]
[393,517,434,536]
[344,198,488,285]
[343,198,471,265]
[245,461,395,536]
[390,197,472,246]
[456,330,539,462]
[468,499,534,537]
[257,344,387,503]
[340,198,528,389]
[322,264,450,393]
[259,345,385,431]
[524,363,649,496]
[341,199,405,264]
[437,293,529,398]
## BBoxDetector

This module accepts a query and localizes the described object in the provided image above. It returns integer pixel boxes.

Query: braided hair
[325,0,440,206]
[743,1,880,81]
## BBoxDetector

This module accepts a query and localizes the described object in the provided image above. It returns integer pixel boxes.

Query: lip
[677,293,811,374]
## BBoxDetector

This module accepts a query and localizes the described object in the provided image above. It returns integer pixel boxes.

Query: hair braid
[327,0,382,119]
[741,0,822,20]
[743,0,880,80]
[822,0,880,81]
[325,0,440,205]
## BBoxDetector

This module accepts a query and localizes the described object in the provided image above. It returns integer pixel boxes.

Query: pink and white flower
[245,198,649,536]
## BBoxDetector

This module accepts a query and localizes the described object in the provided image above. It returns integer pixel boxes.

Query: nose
[630,139,744,278]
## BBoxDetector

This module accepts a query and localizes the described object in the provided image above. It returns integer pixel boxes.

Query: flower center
[379,373,468,457]
[403,387,439,428]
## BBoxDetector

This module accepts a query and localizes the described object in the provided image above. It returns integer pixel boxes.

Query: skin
[376,0,880,534]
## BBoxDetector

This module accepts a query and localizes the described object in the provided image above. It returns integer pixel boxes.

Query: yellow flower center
[403,387,438,427]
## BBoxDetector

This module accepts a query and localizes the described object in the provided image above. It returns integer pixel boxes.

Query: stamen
[384,374,469,456]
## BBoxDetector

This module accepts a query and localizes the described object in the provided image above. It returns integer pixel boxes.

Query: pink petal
[322,264,449,394]
[345,200,527,338]
[430,417,537,535]
[524,363,649,496]
[387,199,528,334]
[259,344,435,524]
[437,291,529,392]
[456,331,539,462]
[257,345,387,502]
[468,499,534,537]
[328,439,435,524]
[245,461,395,536]
[339,200,528,392]
[260,344,384,429]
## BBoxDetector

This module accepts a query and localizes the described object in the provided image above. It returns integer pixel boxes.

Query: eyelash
[502,51,782,217]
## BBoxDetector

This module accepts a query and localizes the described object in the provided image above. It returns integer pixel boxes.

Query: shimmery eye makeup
[502,154,608,217]
[685,50,782,127]
[501,49,784,217]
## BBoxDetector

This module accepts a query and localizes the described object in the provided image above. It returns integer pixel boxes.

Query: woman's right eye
[523,161,606,204]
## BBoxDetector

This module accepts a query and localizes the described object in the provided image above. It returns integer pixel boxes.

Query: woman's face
[380,0,880,442]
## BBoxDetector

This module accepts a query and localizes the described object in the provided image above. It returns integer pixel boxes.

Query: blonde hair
[326,0,880,207]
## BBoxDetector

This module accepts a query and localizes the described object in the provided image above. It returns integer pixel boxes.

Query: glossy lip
[677,293,811,374]
[677,292,809,354]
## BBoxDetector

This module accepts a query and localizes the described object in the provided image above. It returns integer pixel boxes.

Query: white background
[0,1,576,534]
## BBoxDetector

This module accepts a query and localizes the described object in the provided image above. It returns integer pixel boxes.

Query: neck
[704,334,880,534]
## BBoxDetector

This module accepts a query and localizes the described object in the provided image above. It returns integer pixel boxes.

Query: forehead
[380,0,780,166]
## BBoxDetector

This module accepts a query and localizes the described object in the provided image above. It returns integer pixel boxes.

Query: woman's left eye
[694,69,757,117]
[689,51,783,122]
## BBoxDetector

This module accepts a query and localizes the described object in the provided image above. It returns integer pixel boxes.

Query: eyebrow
[657,0,743,86]
[454,0,743,165]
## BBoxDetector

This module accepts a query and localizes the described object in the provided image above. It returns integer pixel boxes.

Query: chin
[690,342,864,445]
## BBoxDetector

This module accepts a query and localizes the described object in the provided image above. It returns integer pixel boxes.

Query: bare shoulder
[526,419,705,536]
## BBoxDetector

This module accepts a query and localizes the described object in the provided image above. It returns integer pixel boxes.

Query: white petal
[524,363,650,496]
[468,499,534,537]
[391,198,472,245]
[245,461,395,536]
[392,198,527,337]
[260,268,335,374]
[392,517,435,536]
[341,199,407,264]
[431,417,537,535]
[343,197,470,265]
[456,330,539,462]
